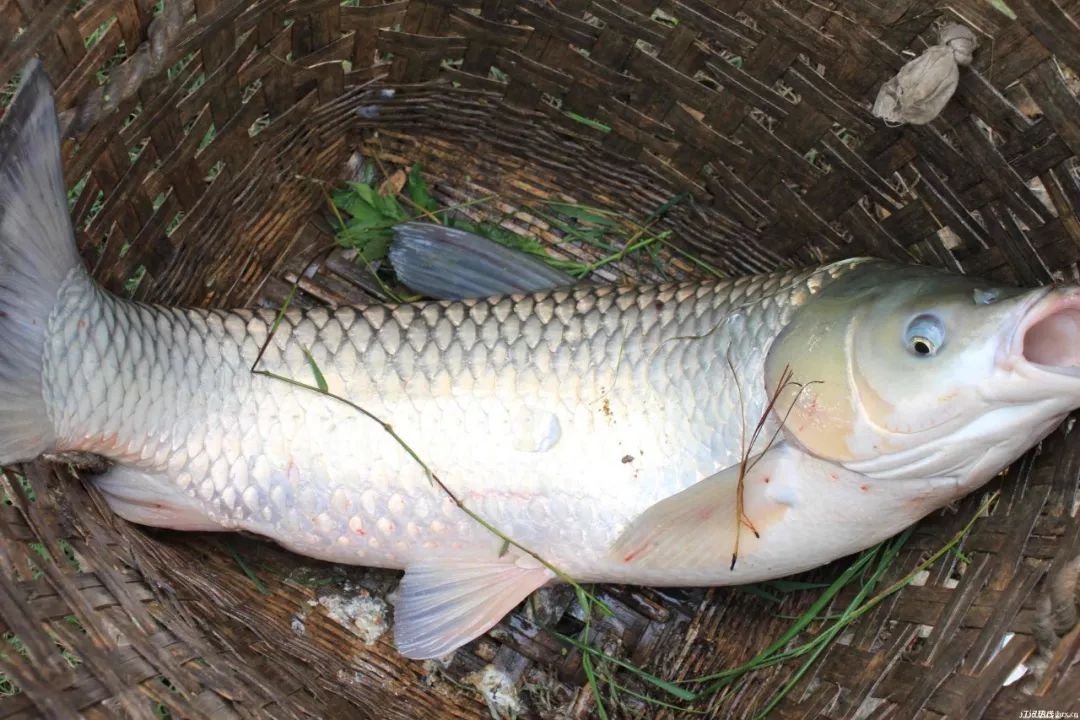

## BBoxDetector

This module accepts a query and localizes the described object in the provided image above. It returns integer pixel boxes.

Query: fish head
[765,262,1080,491]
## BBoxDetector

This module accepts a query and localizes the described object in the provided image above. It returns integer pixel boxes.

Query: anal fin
[92,465,226,531]
[393,558,552,659]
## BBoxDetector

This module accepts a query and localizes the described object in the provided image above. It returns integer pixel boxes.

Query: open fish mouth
[1017,289,1080,376]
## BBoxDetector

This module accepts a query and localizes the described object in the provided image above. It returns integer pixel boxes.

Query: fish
[4,60,1080,660]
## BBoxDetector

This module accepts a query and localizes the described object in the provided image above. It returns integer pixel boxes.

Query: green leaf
[406,163,439,211]
[349,181,378,208]
[336,224,387,251]
[347,202,386,228]
[331,188,353,207]
[356,233,392,262]
[334,186,384,227]
[303,347,328,393]
[373,192,406,222]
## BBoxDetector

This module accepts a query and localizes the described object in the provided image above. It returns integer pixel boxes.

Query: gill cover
[764,262,1026,464]
[763,265,880,462]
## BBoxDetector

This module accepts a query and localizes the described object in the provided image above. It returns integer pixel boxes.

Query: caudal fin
[0,61,83,463]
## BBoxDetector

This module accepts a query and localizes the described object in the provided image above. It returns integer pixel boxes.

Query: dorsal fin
[389,222,574,300]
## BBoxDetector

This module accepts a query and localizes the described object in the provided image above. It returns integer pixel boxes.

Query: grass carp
[3,61,1079,659]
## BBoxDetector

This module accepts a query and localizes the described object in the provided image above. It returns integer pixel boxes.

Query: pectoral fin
[612,443,801,568]
[393,558,552,659]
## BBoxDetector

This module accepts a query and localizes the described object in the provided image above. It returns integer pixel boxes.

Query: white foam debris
[910,570,931,587]
[291,601,313,637]
[422,655,455,674]
[318,591,389,645]
[852,695,885,718]
[335,669,367,686]
[464,664,523,719]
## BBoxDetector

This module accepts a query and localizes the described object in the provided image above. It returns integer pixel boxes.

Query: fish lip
[1005,286,1080,378]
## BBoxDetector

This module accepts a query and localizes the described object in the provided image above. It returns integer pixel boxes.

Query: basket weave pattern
[1,1,1079,718]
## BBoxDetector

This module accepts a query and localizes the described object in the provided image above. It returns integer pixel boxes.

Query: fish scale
[41,262,854,577]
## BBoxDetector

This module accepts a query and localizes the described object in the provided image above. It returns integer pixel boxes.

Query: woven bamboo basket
[1,1,1079,718]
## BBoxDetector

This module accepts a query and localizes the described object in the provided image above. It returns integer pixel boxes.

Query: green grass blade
[608,680,707,714]
[763,579,833,592]
[581,638,609,718]
[303,348,328,393]
[556,632,697,702]
[737,585,783,604]
[660,238,725,279]
[227,547,269,594]
[565,112,611,132]
[576,594,610,720]
[688,546,880,689]
[646,192,690,221]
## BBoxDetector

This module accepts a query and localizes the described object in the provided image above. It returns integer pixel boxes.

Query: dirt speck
[621,455,634,464]
[601,398,612,419]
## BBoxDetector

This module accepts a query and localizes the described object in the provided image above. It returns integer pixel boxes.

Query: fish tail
[0,61,84,464]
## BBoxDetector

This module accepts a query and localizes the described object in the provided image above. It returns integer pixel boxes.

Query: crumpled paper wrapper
[872,24,977,125]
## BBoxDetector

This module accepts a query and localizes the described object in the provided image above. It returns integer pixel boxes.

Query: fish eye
[904,314,945,357]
